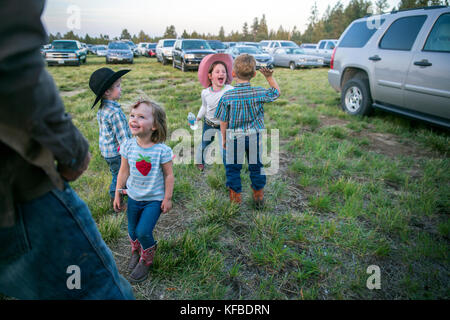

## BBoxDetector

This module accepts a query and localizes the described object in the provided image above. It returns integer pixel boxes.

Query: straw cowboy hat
[89,67,131,108]
[197,53,233,88]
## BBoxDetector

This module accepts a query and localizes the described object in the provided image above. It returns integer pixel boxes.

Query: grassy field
[48,55,449,300]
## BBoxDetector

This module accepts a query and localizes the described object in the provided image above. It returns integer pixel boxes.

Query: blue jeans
[223,132,266,194]
[0,183,134,300]
[195,119,223,165]
[127,198,162,250]
[105,155,121,198]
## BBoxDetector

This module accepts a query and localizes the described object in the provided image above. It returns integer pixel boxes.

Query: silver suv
[156,39,176,65]
[328,6,450,128]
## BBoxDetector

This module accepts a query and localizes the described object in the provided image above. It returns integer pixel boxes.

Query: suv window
[319,41,326,49]
[340,20,385,48]
[182,40,211,50]
[52,41,78,50]
[380,15,427,51]
[326,41,335,49]
[424,13,450,52]
[163,40,175,47]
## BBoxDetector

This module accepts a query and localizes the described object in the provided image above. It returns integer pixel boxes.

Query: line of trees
[48,0,449,45]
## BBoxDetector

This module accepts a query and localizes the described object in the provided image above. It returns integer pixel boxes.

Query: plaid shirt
[214,83,280,132]
[97,100,131,158]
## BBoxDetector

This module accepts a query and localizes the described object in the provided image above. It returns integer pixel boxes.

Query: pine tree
[219,26,225,41]
[251,17,259,41]
[163,25,177,38]
[120,29,132,40]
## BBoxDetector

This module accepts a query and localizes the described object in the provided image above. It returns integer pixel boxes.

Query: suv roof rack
[390,5,448,14]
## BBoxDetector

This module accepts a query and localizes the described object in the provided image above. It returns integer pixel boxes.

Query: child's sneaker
[252,188,264,210]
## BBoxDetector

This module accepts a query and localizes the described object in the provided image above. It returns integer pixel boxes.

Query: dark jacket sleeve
[0,0,89,171]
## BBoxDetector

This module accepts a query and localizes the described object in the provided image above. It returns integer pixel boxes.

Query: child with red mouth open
[195,54,234,171]
[113,98,174,283]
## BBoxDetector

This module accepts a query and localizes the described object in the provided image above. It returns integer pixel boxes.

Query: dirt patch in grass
[361,131,439,159]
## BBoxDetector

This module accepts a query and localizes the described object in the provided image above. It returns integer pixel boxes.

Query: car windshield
[163,40,176,47]
[182,40,212,50]
[281,42,298,47]
[98,46,107,50]
[109,43,130,50]
[52,41,78,50]
[236,46,263,54]
[148,44,156,48]
[208,41,226,49]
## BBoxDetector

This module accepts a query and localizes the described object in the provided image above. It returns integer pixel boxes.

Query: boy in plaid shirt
[215,54,280,208]
[89,68,132,206]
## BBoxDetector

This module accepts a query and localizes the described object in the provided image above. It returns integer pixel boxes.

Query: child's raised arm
[114,156,130,212]
[260,67,281,95]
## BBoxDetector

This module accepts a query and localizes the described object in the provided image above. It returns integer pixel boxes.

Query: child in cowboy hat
[89,67,132,207]
[195,53,234,171]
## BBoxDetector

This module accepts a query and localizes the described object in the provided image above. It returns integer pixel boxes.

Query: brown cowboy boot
[128,236,141,272]
[252,187,264,210]
[130,242,157,283]
[229,188,242,204]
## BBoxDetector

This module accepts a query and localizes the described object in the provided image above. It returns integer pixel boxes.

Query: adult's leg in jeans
[134,201,162,249]
[105,155,121,198]
[0,184,134,299]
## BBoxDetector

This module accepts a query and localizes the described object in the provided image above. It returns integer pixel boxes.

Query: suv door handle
[414,59,432,67]
[369,55,381,61]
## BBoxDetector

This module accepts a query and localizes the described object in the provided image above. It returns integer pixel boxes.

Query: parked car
[87,44,96,54]
[238,42,263,49]
[207,40,227,53]
[272,47,324,69]
[95,45,108,56]
[40,44,51,58]
[223,42,237,49]
[172,39,216,72]
[315,39,338,66]
[265,40,299,54]
[145,43,157,57]
[259,40,271,52]
[45,40,87,66]
[121,39,139,56]
[328,6,450,128]
[299,43,318,54]
[156,38,176,65]
[137,42,150,55]
[106,41,133,64]
[226,45,274,69]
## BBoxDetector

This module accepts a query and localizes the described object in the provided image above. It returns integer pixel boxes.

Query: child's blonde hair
[130,99,167,143]
[233,54,256,81]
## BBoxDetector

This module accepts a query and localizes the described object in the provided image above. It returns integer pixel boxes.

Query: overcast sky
[42,0,401,38]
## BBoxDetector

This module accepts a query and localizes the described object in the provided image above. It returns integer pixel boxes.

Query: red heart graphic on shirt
[136,154,152,176]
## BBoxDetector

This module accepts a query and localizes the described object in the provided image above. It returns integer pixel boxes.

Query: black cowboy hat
[89,67,131,108]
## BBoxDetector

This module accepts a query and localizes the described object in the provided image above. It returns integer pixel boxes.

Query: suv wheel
[289,62,296,70]
[181,61,187,72]
[341,78,372,116]
[162,57,168,65]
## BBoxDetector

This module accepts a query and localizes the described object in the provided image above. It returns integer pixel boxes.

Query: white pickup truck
[315,39,338,66]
